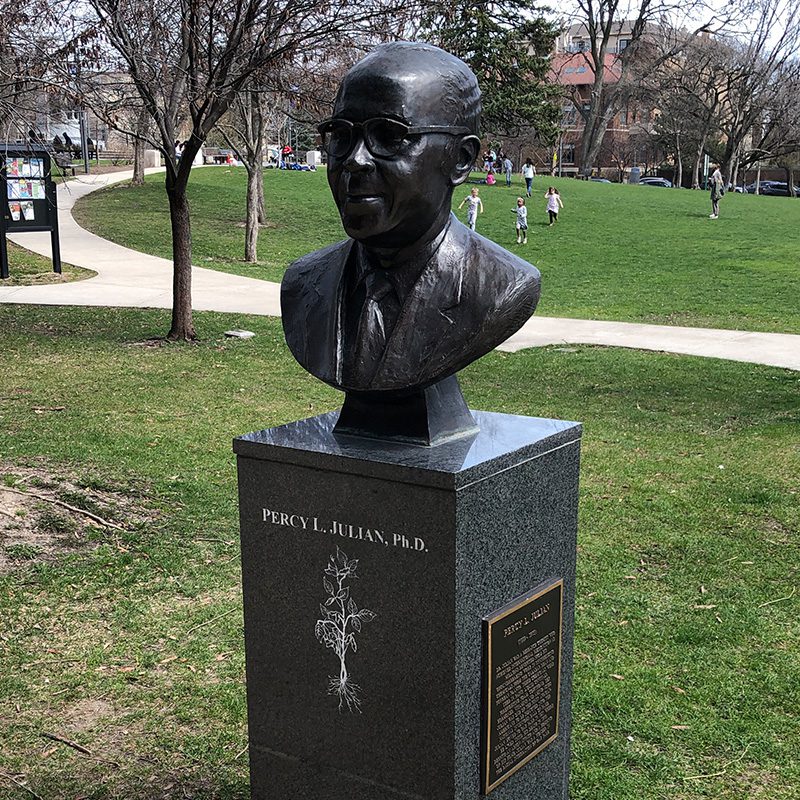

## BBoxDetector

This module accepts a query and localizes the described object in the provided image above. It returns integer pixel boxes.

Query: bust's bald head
[336,42,481,134]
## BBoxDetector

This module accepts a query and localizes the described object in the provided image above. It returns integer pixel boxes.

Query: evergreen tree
[421,1,561,141]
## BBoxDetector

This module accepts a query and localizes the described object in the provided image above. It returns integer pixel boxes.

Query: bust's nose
[343,137,375,174]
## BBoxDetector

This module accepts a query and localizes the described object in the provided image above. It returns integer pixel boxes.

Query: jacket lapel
[298,239,353,386]
[374,222,469,388]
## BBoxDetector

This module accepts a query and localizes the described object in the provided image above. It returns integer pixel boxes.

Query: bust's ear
[450,135,481,186]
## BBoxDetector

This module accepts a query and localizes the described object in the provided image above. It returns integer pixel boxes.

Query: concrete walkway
[1,168,798,371]
[498,319,800,371]
[0,168,280,315]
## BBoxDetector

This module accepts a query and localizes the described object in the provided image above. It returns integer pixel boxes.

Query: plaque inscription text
[482,579,563,794]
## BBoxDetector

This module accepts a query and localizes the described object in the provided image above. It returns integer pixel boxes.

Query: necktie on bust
[346,268,400,387]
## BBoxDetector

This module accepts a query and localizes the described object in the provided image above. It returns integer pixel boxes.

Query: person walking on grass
[522,159,536,196]
[459,186,484,231]
[709,164,724,219]
[545,186,563,225]
[503,155,513,187]
[513,197,528,244]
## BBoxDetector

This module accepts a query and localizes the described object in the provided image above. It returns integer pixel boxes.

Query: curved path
[0,168,279,315]
[1,168,798,371]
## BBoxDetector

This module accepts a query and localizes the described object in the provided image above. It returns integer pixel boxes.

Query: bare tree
[602,125,657,181]
[219,89,269,263]
[715,0,800,187]
[564,1,733,178]
[751,66,800,195]
[215,42,376,265]
[648,36,728,187]
[0,0,61,144]
[70,0,407,340]
[776,149,800,197]
[652,89,689,185]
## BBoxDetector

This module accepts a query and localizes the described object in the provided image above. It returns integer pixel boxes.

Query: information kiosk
[0,144,61,279]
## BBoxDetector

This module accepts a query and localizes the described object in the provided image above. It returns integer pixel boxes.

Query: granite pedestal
[234,410,581,800]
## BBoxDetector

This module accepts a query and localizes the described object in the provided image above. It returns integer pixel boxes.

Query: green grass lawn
[72,167,800,333]
[0,242,94,285]
[1,305,797,799]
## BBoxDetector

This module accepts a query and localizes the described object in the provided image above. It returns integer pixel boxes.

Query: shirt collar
[351,216,451,303]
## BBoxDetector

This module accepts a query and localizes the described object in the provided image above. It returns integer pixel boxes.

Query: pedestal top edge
[234,410,581,488]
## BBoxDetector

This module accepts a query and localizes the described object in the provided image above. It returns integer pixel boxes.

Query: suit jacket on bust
[281,214,541,394]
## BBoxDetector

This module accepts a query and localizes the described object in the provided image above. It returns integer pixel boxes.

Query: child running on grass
[458,186,484,231]
[512,197,528,244]
[545,186,563,225]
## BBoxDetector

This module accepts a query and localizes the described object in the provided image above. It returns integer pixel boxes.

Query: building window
[562,144,575,164]
[617,39,630,53]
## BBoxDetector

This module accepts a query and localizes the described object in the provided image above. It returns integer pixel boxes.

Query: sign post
[0,143,61,279]
[0,198,8,279]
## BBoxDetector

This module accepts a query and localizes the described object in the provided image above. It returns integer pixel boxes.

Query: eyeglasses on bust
[317,117,471,159]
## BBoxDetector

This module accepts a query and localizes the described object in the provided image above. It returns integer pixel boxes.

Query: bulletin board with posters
[0,145,61,279]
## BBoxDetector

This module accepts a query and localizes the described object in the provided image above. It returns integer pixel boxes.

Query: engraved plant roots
[314,547,376,713]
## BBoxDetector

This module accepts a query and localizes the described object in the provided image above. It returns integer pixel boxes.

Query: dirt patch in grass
[0,463,158,573]
[0,265,96,286]
[62,698,116,733]
[0,242,95,286]
[737,765,779,798]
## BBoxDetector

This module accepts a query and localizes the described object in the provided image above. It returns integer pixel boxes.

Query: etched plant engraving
[314,547,376,713]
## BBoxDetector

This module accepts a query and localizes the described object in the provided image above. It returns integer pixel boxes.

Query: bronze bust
[281,42,541,445]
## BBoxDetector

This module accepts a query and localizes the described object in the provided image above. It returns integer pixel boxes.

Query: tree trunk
[131,107,149,187]
[786,167,796,198]
[166,184,196,340]
[253,102,267,224]
[676,146,683,189]
[256,165,266,224]
[580,112,612,179]
[755,162,762,194]
[132,138,146,186]
[692,147,702,189]
[245,167,260,263]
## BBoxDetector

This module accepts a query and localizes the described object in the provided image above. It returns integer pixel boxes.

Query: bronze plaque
[481,579,563,794]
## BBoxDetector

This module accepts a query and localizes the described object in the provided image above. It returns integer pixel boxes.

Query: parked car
[639,177,673,187]
[590,177,612,183]
[744,180,779,194]
[759,182,800,197]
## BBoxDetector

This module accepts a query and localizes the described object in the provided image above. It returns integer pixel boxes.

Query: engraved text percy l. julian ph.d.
[260,507,428,553]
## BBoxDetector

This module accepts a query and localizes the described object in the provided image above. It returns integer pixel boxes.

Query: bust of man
[281,42,541,443]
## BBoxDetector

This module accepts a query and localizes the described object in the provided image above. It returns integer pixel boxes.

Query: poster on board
[7,180,34,200]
